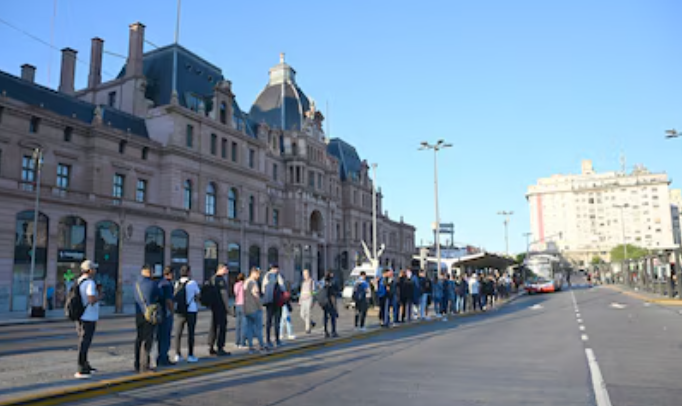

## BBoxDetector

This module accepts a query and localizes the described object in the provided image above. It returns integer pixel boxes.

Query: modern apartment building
[0,22,415,312]
[527,160,676,265]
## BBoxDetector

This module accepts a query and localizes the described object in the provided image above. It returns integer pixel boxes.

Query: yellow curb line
[604,285,682,305]
[0,295,522,406]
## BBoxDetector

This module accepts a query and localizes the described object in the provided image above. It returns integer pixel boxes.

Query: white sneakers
[74,372,91,379]
[173,355,183,363]
[287,335,296,340]
[187,355,199,363]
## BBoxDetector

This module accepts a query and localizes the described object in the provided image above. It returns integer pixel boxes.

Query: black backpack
[65,279,88,321]
[174,281,189,314]
[199,279,218,308]
[352,282,367,303]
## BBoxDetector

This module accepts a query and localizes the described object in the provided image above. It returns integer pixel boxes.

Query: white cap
[80,260,98,272]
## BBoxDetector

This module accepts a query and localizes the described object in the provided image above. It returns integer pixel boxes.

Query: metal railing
[595,257,680,300]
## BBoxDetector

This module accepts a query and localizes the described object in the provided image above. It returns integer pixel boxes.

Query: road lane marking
[579,325,585,331]
[576,313,581,318]
[609,303,627,309]
[585,348,613,406]
[581,334,589,341]
[529,304,543,310]
[577,319,583,323]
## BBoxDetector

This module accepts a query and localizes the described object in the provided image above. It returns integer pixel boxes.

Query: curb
[604,285,682,306]
[0,294,524,406]
[0,309,212,328]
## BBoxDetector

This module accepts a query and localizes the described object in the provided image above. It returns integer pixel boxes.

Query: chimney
[126,22,145,78]
[88,37,104,88]
[21,64,36,83]
[59,48,77,95]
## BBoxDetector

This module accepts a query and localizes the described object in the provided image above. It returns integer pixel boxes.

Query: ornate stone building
[0,22,415,312]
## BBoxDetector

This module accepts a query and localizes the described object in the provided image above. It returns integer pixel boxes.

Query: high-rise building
[0,22,415,313]
[669,189,682,246]
[527,160,677,265]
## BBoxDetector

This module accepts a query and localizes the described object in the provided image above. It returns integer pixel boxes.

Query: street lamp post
[371,163,378,268]
[498,211,514,256]
[613,204,628,285]
[419,140,451,278]
[27,147,44,316]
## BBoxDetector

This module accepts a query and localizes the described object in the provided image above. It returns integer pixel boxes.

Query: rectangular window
[136,179,147,203]
[186,125,194,148]
[63,127,73,142]
[0,106,4,123]
[210,133,217,155]
[273,163,278,181]
[113,174,125,199]
[309,171,315,187]
[231,142,238,162]
[249,149,255,168]
[317,173,322,189]
[56,164,70,190]
[29,117,40,133]
[221,138,227,159]
[108,91,116,107]
[21,155,35,191]
[273,209,279,227]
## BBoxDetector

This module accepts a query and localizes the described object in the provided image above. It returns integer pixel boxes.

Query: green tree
[591,256,603,265]
[609,244,649,262]
[515,252,527,264]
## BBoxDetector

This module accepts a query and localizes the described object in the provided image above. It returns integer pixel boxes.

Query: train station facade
[0,22,415,312]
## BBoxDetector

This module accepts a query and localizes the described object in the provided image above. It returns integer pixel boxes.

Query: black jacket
[210,274,230,312]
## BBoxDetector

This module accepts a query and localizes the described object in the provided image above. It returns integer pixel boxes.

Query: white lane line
[585,348,613,406]
[577,318,583,323]
[581,334,589,341]
[576,313,581,318]
[579,325,586,331]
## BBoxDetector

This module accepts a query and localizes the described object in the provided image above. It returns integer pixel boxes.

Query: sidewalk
[604,284,682,306]
[0,293,523,404]
[0,304,138,326]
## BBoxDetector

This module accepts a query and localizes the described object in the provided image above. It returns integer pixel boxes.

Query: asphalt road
[4,283,682,406]
[46,283,656,406]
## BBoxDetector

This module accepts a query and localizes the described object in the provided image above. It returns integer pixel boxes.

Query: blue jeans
[419,294,428,318]
[455,295,465,313]
[157,314,173,364]
[481,294,487,309]
[280,304,293,337]
[392,297,399,323]
[434,296,442,314]
[235,305,245,346]
[245,310,264,349]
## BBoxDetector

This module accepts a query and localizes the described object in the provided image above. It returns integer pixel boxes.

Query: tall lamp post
[613,204,628,285]
[497,211,514,256]
[27,147,44,316]
[419,140,451,278]
[665,129,682,294]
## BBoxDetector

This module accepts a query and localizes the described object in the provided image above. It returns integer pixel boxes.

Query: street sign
[439,223,454,234]
[58,249,85,262]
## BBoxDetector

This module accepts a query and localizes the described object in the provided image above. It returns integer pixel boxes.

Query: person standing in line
[432,274,443,317]
[411,270,421,320]
[419,270,431,320]
[440,273,450,321]
[299,269,317,334]
[243,267,267,354]
[233,273,246,349]
[448,274,457,315]
[377,269,389,327]
[208,263,232,356]
[156,266,175,366]
[321,271,340,338]
[262,264,285,348]
[280,280,296,340]
[469,273,481,311]
[134,265,161,373]
[74,260,101,379]
[454,275,465,314]
[173,265,200,363]
[353,271,371,331]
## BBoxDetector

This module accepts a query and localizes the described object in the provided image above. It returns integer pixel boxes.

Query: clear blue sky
[2,0,682,255]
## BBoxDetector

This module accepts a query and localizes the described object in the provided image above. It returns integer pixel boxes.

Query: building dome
[249,54,311,132]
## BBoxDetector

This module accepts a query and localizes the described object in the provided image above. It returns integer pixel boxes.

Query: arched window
[248,195,255,222]
[13,211,49,310]
[204,240,218,281]
[219,102,227,124]
[183,180,192,210]
[94,221,119,305]
[267,247,278,268]
[249,245,261,270]
[310,210,323,234]
[228,188,238,219]
[144,226,165,272]
[170,229,189,277]
[205,182,216,216]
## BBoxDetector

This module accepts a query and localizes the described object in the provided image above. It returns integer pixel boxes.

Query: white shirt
[177,277,199,313]
[78,275,99,322]
[468,278,480,295]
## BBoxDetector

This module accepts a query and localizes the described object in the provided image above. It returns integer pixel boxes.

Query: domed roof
[249,54,311,132]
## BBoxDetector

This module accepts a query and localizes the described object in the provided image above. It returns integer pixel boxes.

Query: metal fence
[593,254,680,300]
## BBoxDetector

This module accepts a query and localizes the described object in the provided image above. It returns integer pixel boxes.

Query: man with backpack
[353,271,370,331]
[262,264,286,348]
[68,260,100,379]
[173,265,200,363]
[134,265,161,373]
[156,266,175,366]
[207,263,231,357]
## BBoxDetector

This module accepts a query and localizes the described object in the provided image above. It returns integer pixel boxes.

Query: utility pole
[371,163,378,267]
[498,211,514,256]
[27,147,44,316]
[614,204,628,284]
[419,140,451,278]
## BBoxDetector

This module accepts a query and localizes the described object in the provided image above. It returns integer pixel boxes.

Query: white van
[342,262,382,308]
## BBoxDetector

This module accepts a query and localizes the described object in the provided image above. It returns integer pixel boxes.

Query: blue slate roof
[118,44,255,138]
[0,70,148,138]
[327,138,362,182]
[249,82,311,132]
